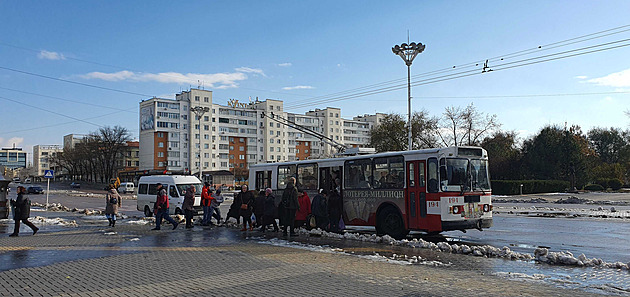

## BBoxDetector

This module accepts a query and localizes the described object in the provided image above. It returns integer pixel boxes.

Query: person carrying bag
[9,186,38,237]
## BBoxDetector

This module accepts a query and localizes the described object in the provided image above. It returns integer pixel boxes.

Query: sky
[1,1,630,161]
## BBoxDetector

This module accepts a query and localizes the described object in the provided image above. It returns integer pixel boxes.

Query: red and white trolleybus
[249,146,492,239]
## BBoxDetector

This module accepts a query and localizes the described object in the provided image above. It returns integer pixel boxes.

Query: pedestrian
[211,189,224,224]
[183,185,196,229]
[253,189,266,228]
[311,189,329,230]
[281,177,300,236]
[328,187,342,233]
[9,186,39,237]
[294,189,311,228]
[152,183,179,230]
[236,185,255,231]
[261,188,279,233]
[105,185,122,227]
[201,182,213,226]
[226,192,241,225]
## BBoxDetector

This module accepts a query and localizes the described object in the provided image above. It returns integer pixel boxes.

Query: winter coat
[254,193,266,217]
[295,192,311,221]
[281,182,299,210]
[156,187,169,210]
[311,194,328,218]
[328,190,342,222]
[105,188,122,215]
[263,194,277,217]
[183,189,195,211]
[11,192,30,220]
[201,186,213,207]
[236,190,254,217]
[211,194,224,208]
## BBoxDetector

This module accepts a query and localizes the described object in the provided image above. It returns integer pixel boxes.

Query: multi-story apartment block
[63,134,87,150]
[32,145,63,177]
[117,141,140,180]
[0,146,27,170]
[139,89,382,181]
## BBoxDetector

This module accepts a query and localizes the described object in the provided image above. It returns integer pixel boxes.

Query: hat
[265,188,272,194]
[216,189,222,194]
[156,183,162,186]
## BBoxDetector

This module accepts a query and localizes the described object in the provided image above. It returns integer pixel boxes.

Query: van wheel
[175,208,183,215]
[144,205,153,217]
[376,206,408,240]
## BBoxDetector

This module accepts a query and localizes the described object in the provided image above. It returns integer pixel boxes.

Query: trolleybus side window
[374,156,404,189]
[440,158,469,192]
[427,158,439,193]
[344,158,372,189]
[470,159,491,190]
[297,163,318,190]
[277,165,296,189]
[256,170,272,190]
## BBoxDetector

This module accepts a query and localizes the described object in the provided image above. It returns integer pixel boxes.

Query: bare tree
[437,103,500,146]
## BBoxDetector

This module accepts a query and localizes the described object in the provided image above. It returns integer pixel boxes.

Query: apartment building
[139,89,381,178]
[32,145,63,177]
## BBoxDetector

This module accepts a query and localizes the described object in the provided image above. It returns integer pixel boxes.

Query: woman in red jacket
[294,190,311,228]
[201,182,214,226]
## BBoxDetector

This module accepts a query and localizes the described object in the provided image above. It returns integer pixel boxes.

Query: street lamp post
[392,41,425,151]
[190,106,210,181]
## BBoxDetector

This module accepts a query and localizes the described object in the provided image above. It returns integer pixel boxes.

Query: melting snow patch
[126,218,154,225]
[493,272,548,281]
[130,238,140,241]
[104,232,117,235]
[31,216,78,227]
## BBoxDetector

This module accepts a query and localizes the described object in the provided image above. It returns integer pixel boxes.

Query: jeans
[106,214,117,221]
[156,208,178,229]
[202,206,213,224]
[212,207,221,222]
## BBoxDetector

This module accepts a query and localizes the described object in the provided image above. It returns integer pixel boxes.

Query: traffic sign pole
[46,178,50,210]
[44,170,54,210]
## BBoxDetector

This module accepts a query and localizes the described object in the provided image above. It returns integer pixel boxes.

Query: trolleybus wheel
[144,205,153,217]
[377,206,408,240]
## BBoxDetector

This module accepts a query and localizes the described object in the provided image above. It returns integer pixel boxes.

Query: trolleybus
[249,146,492,239]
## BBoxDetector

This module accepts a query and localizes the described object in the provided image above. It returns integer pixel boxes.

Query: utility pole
[190,106,209,181]
[392,40,425,151]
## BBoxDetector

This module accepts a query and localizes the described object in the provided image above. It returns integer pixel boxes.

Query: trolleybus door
[406,161,426,230]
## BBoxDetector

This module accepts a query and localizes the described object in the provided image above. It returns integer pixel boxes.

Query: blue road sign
[44,170,54,178]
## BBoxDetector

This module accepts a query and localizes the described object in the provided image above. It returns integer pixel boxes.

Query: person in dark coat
[152,183,179,230]
[253,190,266,228]
[328,187,342,233]
[9,186,38,237]
[261,188,279,233]
[281,177,300,236]
[226,191,241,225]
[237,185,255,231]
[183,185,196,228]
[311,189,329,230]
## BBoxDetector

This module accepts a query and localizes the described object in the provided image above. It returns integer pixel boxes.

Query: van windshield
[176,183,202,196]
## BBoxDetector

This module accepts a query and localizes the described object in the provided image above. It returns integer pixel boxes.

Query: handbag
[306,214,317,229]
[240,203,248,210]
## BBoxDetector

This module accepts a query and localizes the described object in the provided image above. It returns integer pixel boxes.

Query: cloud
[235,67,266,76]
[278,63,292,67]
[575,75,588,79]
[0,137,24,148]
[38,50,66,60]
[81,70,249,89]
[587,68,630,87]
[282,85,315,90]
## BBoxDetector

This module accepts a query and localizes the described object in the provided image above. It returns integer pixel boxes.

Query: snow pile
[492,272,548,281]
[31,202,71,212]
[292,228,630,271]
[127,217,154,225]
[31,216,78,227]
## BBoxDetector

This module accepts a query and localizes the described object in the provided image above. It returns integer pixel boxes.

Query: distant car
[27,186,44,194]
[24,178,32,184]
[70,182,81,188]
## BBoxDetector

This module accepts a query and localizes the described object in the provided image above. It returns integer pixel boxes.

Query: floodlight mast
[392,42,425,151]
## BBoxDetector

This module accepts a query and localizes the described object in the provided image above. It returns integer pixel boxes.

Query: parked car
[24,178,32,184]
[70,182,81,188]
[118,182,135,194]
[27,186,44,194]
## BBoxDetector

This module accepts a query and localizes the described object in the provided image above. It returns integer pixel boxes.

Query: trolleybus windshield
[440,158,490,192]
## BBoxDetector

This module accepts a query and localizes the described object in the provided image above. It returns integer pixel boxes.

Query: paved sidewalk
[0,212,612,296]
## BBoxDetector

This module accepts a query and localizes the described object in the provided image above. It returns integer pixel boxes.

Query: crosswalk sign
[44,170,54,178]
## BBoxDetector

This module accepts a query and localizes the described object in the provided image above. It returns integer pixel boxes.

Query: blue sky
[1,1,630,159]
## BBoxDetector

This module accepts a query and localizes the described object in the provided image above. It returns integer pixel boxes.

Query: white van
[136,175,203,217]
[118,182,135,194]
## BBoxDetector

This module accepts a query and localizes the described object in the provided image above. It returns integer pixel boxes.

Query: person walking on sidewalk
[9,186,38,237]
[183,185,196,229]
[211,189,224,224]
[237,185,255,231]
[281,177,300,236]
[152,183,179,230]
[105,185,122,227]
[201,183,213,226]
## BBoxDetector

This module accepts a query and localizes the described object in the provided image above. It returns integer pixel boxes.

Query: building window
[195,96,200,101]
[158,142,164,148]
[239,155,245,160]
[158,162,164,167]
[270,147,274,152]
[157,132,164,138]
[204,97,209,102]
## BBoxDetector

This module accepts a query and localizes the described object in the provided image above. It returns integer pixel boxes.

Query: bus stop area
[0,209,608,297]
